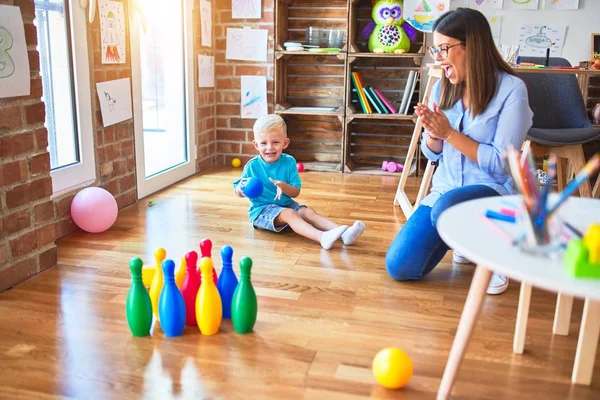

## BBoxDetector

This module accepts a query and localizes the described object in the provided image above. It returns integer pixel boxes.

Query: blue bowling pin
[158,259,186,337]
[216,245,238,319]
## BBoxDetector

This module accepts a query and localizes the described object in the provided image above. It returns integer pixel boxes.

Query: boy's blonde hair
[253,114,287,137]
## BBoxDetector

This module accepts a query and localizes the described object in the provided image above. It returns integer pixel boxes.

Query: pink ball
[70,187,118,233]
[297,162,305,172]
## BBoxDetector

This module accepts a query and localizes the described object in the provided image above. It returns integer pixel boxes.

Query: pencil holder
[513,210,567,259]
[564,239,600,279]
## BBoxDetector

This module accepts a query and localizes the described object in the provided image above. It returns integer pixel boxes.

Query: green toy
[564,223,600,279]
[362,0,417,54]
[126,258,154,336]
[231,256,258,334]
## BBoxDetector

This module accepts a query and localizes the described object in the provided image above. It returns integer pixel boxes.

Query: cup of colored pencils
[505,146,600,249]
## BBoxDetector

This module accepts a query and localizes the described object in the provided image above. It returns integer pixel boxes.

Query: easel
[394,64,442,218]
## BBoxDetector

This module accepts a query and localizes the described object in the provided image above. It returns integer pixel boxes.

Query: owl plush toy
[362,0,417,54]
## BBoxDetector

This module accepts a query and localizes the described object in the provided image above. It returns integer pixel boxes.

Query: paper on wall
[404,0,451,33]
[518,24,566,57]
[241,75,267,119]
[232,0,261,19]
[99,0,126,64]
[0,5,30,99]
[96,78,133,127]
[198,55,214,88]
[469,0,503,9]
[200,0,212,47]
[543,0,578,10]
[450,0,469,8]
[226,27,268,62]
[487,16,502,44]
[505,0,539,10]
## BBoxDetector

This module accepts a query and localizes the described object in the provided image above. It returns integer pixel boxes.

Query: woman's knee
[385,246,424,281]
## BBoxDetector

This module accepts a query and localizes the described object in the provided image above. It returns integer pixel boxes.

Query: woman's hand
[415,103,454,140]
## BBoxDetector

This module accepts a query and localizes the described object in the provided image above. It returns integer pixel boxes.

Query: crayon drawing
[518,24,566,56]
[0,5,30,98]
[99,0,126,64]
[200,0,212,47]
[232,0,261,19]
[543,0,578,10]
[505,0,539,10]
[240,75,267,119]
[96,78,133,127]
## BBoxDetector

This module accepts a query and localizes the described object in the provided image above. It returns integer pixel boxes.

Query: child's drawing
[226,27,268,62]
[200,0,212,47]
[240,75,267,119]
[0,5,30,98]
[505,0,539,10]
[543,0,578,10]
[469,0,503,9]
[232,0,261,19]
[99,0,126,64]
[96,78,132,127]
[518,24,566,56]
[404,1,449,33]
[198,54,214,88]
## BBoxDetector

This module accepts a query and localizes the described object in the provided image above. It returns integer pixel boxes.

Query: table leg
[553,293,573,336]
[437,266,492,400]
[513,282,532,354]
[572,298,600,385]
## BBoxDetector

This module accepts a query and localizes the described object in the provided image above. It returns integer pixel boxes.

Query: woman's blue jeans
[386,185,500,281]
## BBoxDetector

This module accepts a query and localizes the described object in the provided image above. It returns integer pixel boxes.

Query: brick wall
[214,0,275,166]
[0,0,57,289]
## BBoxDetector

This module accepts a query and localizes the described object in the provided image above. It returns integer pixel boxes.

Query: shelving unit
[274,0,428,174]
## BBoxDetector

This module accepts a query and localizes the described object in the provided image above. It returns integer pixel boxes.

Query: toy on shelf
[564,223,600,279]
[362,0,416,54]
[382,160,404,173]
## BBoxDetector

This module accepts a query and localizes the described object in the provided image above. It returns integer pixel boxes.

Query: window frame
[37,0,96,195]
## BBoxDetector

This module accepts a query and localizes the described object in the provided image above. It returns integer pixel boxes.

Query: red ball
[297,162,305,172]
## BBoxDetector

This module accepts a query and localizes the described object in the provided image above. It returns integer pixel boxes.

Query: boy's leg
[297,207,338,231]
[276,208,348,250]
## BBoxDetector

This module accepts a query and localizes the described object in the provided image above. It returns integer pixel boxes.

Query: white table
[436,195,600,400]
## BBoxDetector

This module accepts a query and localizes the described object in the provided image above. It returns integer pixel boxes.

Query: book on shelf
[366,87,390,114]
[363,87,384,114]
[374,88,397,113]
[398,70,420,115]
[351,72,370,114]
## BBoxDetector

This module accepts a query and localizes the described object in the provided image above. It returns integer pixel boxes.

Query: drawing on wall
[96,78,133,127]
[200,0,212,47]
[518,24,566,57]
[450,0,469,9]
[0,5,30,99]
[232,0,261,19]
[469,0,503,9]
[505,0,539,10]
[543,0,578,10]
[99,0,126,64]
[198,54,214,88]
[486,16,502,44]
[240,75,267,119]
[404,0,450,33]
[226,27,268,62]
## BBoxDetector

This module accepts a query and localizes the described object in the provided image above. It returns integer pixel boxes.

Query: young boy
[233,114,365,250]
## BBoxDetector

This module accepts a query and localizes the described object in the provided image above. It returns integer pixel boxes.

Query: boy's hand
[235,178,248,198]
[269,178,284,200]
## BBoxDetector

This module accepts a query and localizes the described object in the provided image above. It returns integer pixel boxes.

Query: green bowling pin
[231,256,258,334]
[126,257,153,336]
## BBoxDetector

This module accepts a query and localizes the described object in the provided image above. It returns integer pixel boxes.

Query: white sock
[341,221,366,246]
[320,225,348,250]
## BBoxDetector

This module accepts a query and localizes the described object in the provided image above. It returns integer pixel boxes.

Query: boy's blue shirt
[233,153,302,223]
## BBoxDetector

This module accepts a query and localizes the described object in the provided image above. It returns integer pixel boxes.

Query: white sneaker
[486,273,509,295]
[452,250,473,264]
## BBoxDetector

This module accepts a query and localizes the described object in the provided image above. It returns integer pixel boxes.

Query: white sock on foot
[341,220,366,246]
[320,225,348,250]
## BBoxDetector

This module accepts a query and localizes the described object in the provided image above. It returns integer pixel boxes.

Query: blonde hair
[253,114,287,137]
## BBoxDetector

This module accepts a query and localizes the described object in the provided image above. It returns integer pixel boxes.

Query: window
[34,0,95,194]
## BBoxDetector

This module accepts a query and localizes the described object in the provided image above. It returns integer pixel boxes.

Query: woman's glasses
[428,43,464,60]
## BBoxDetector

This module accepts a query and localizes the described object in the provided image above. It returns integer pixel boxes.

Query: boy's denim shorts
[252,201,306,232]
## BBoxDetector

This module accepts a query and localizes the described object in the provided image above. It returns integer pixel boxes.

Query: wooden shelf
[347,113,416,121]
[298,161,343,172]
[345,162,417,176]
[275,107,344,117]
[276,50,346,58]
[348,52,425,59]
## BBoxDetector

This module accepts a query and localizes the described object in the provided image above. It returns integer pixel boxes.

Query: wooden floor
[0,169,599,399]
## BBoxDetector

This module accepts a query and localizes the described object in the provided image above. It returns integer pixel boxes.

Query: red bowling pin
[181,251,200,326]
[199,238,218,284]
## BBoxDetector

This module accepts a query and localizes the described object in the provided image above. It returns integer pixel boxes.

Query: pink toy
[70,187,118,233]
[297,162,305,172]
[381,161,404,173]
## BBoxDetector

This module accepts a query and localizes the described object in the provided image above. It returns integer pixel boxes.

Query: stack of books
[351,70,419,115]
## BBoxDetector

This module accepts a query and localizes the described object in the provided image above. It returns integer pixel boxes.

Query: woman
[385,8,533,294]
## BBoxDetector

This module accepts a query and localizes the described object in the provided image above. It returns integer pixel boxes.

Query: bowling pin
[142,265,155,287]
[181,251,200,326]
[175,256,186,290]
[231,256,257,334]
[199,238,218,284]
[217,245,238,319]
[126,257,153,336]
[195,257,222,335]
[158,259,186,337]
[149,247,166,318]
[584,223,600,263]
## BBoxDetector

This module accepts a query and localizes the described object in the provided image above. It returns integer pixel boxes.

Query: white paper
[241,75,267,119]
[469,0,503,9]
[487,16,502,43]
[518,24,566,57]
[404,1,450,33]
[198,55,214,87]
[505,0,539,10]
[0,5,30,99]
[96,78,133,127]
[200,0,212,47]
[232,0,261,19]
[543,0,578,10]
[99,0,126,64]
[450,0,470,8]
[226,27,268,62]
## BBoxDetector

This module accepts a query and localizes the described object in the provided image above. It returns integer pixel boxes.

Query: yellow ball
[372,348,413,389]
[232,158,242,168]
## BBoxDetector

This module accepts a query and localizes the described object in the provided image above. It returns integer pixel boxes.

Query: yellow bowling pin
[583,223,600,264]
[142,265,155,287]
[175,256,186,290]
[195,257,222,335]
[149,247,166,318]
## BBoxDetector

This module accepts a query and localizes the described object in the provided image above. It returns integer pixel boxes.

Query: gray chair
[517,57,600,197]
